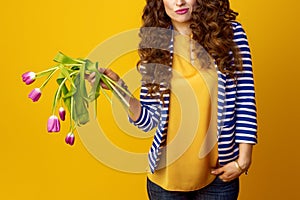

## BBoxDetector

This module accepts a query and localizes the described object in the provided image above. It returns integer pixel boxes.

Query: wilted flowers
[47,115,61,132]
[22,71,36,85]
[28,88,42,102]
[21,52,132,146]
[65,133,75,146]
[59,107,66,121]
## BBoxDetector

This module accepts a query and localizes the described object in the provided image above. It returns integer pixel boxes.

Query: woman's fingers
[85,68,121,90]
[97,67,120,81]
[98,67,105,74]
[221,162,242,182]
[212,162,242,182]
[100,82,110,90]
[85,72,96,84]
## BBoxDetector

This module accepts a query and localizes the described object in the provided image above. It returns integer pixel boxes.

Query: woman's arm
[237,143,253,172]
[211,22,257,182]
[211,143,253,182]
[86,68,161,132]
[86,68,141,121]
[128,97,141,121]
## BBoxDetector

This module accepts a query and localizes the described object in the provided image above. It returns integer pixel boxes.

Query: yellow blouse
[148,35,219,191]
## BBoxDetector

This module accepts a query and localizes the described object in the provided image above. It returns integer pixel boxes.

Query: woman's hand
[211,161,246,182]
[85,68,120,89]
[85,67,142,121]
[211,144,253,182]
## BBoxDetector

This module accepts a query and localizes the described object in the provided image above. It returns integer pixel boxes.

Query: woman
[89,0,257,199]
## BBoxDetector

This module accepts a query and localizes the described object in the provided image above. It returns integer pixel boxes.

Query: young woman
[88,0,257,199]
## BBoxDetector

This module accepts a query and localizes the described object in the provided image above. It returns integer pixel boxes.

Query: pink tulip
[22,71,36,85]
[47,115,60,132]
[28,88,42,102]
[65,133,75,146]
[59,107,66,121]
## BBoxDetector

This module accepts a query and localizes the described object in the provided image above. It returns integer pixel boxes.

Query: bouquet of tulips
[22,52,131,146]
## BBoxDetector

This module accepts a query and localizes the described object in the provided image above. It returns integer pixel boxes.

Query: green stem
[100,87,112,104]
[58,64,77,88]
[73,59,85,64]
[105,79,130,108]
[52,71,78,114]
[52,78,67,115]
[103,74,132,98]
[36,66,59,79]
[40,68,59,90]
[64,64,83,67]
[71,124,77,133]
[67,97,77,135]
[69,96,74,131]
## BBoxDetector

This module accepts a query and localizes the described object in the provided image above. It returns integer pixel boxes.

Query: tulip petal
[59,107,66,121]
[65,134,70,144]
[69,134,75,145]
[28,88,41,102]
[47,115,60,132]
[22,71,36,85]
[65,133,75,145]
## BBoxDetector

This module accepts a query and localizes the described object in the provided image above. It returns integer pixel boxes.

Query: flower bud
[22,71,36,85]
[28,88,42,102]
[59,107,66,121]
[47,115,60,132]
[65,133,75,146]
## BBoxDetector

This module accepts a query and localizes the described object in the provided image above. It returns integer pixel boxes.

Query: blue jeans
[147,177,239,200]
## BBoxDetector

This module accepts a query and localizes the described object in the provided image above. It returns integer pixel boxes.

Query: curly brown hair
[137,0,242,97]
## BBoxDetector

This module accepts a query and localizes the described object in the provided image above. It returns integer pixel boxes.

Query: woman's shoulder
[230,21,242,27]
[230,21,248,42]
[230,21,247,34]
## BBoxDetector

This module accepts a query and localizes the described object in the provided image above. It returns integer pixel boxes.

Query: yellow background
[1,0,299,199]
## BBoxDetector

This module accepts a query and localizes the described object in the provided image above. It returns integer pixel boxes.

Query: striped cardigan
[130,22,257,173]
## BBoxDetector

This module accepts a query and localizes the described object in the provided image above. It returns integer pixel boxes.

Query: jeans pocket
[215,176,226,183]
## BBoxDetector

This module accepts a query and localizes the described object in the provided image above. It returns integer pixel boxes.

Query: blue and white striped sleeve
[233,22,258,144]
[129,85,161,132]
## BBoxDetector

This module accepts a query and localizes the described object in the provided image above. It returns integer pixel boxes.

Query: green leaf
[79,62,89,101]
[63,85,77,99]
[72,76,89,125]
[58,64,77,88]
[88,63,102,101]
[53,51,82,64]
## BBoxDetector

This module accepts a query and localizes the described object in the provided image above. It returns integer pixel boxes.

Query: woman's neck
[172,20,192,36]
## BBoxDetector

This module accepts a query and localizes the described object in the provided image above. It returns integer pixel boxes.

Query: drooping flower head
[47,115,60,132]
[28,88,42,102]
[22,71,36,85]
[59,107,66,121]
[65,133,75,146]
[21,52,130,146]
